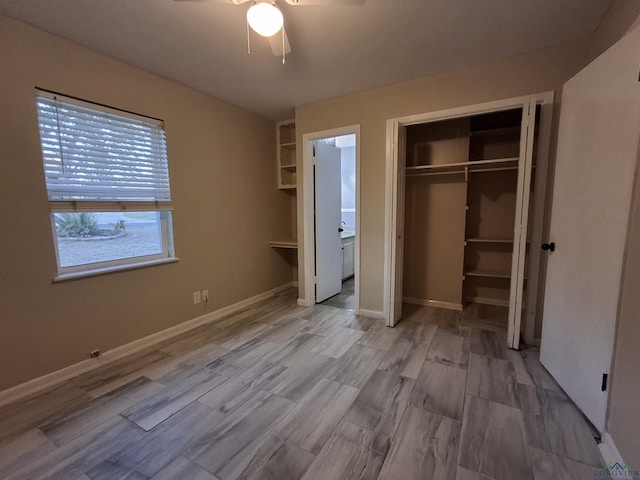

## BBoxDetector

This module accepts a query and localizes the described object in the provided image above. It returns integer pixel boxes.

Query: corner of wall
[588,0,640,59]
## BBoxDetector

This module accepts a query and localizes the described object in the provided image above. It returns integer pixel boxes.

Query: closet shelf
[464,269,528,280]
[269,239,298,249]
[280,142,297,150]
[280,164,297,170]
[406,157,519,177]
[466,237,514,244]
[464,269,511,279]
[470,126,521,137]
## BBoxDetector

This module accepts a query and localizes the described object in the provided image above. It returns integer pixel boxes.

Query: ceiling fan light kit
[175,0,364,62]
[247,1,283,37]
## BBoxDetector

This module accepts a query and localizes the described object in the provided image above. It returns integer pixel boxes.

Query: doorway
[383,93,554,348]
[300,126,360,312]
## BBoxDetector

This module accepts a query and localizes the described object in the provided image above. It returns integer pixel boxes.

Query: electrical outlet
[193,291,201,304]
[90,349,101,358]
[202,290,209,303]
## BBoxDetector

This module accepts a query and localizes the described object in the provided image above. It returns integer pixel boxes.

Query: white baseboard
[357,308,385,319]
[0,281,295,408]
[403,296,463,311]
[599,432,625,467]
[297,298,314,307]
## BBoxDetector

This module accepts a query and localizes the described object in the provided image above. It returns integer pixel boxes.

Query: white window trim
[36,89,177,279]
[50,211,176,278]
[53,257,179,283]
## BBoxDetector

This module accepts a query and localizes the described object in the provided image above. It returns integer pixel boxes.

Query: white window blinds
[36,91,171,210]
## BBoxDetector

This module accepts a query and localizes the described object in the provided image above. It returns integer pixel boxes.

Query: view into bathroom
[318,133,356,310]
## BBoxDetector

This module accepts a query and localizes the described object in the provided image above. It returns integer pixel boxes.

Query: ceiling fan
[174,0,365,62]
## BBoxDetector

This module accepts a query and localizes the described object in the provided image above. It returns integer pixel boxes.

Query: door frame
[300,125,361,310]
[383,93,554,344]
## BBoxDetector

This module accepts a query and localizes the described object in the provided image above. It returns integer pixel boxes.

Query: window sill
[53,257,179,283]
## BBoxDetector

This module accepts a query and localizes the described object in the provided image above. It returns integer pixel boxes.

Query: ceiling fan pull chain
[247,18,251,55]
[282,26,285,64]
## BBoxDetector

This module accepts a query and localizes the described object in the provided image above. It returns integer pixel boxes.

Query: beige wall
[603,1,640,462]
[584,0,640,461]
[295,39,594,313]
[0,15,293,391]
[590,0,640,57]
[602,1,640,461]
[403,120,469,306]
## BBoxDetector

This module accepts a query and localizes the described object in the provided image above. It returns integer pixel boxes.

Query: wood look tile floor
[0,290,604,480]
[320,278,355,310]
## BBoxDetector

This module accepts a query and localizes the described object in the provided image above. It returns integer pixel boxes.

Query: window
[35,90,176,279]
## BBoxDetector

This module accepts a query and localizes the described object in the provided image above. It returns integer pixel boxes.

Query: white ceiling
[0,0,612,120]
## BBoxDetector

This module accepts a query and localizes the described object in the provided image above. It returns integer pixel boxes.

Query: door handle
[338,227,344,232]
[542,242,556,252]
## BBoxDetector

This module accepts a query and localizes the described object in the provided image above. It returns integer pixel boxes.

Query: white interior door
[540,25,640,433]
[315,142,343,302]
[389,125,407,326]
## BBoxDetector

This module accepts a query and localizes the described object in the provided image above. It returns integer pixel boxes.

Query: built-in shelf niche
[277,120,297,189]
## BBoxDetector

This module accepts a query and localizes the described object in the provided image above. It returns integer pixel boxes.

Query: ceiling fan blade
[269,27,291,56]
[283,0,365,5]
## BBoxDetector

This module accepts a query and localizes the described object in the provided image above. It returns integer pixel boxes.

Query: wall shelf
[464,269,511,279]
[277,119,297,190]
[466,237,514,244]
[470,126,521,137]
[269,240,298,249]
[464,296,510,307]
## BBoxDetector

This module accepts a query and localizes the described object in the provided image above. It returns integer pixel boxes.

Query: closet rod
[406,170,466,178]
[469,166,519,174]
[405,157,519,172]
[406,165,520,178]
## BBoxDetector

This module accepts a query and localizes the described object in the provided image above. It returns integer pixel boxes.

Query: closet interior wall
[403,119,468,309]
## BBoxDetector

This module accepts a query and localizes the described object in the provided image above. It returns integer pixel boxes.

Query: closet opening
[384,94,554,349]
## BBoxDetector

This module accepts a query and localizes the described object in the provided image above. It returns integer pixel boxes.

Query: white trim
[0,282,295,408]
[383,92,555,328]
[506,100,536,350]
[599,433,625,467]
[523,94,555,344]
[403,296,463,311]
[354,129,361,316]
[53,257,179,282]
[356,309,385,319]
[383,119,397,325]
[391,92,554,127]
[300,125,361,312]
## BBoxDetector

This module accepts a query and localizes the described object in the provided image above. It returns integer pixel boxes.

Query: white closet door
[540,25,640,433]
[389,125,407,326]
[315,142,343,302]
[507,100,537,349]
